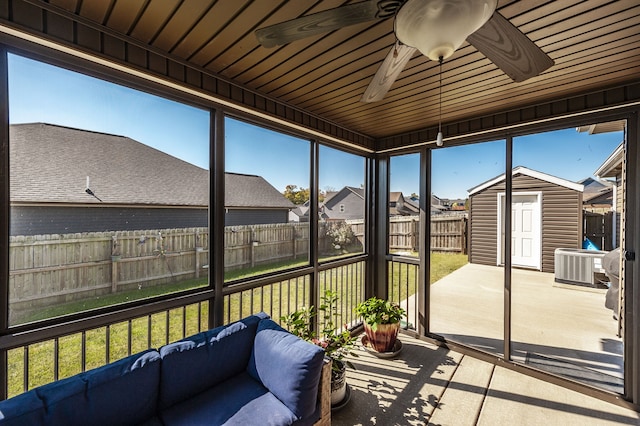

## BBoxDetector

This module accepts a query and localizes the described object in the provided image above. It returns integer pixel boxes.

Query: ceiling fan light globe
[395,0,497,62]
[428,45,455,62]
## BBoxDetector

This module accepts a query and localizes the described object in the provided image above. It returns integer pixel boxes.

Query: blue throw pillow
[248,319,325,420]
[158,313,268,408]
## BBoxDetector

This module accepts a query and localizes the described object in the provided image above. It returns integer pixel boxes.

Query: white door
[511,194,541,268]
[499,193,541,269]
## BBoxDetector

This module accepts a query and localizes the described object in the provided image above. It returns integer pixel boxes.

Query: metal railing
[3,259,366,398]
[6,301,209,397]
[388,256,419,331]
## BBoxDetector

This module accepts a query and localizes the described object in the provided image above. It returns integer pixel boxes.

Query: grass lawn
[7,251,466,397]
[388,252,468,307]
[431,252,469,282]
[14,279,209,325]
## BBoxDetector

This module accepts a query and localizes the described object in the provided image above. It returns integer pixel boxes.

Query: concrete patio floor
[406,263,624,390]
[331,262,636,425]
[332,336,639,425]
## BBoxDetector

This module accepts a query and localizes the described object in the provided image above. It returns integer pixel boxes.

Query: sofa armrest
[313,358,332,426]
[248,319,325,420]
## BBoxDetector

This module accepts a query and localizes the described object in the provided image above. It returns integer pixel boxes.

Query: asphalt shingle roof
[10,123,209,206]
[10,123,293,209]
[225,172,294,209]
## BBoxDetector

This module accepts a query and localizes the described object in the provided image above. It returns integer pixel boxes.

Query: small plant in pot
[355,297,406,353]
[282,290,357,407]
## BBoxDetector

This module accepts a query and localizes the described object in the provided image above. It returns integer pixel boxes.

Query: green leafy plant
[355,297,405,331]
[282,290,357,371]
[325,221,356,251]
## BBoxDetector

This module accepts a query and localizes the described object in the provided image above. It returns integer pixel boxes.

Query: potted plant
[355,297,405,353]
[282,290,357,407]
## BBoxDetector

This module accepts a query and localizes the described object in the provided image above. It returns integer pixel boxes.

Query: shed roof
[468,166,584,196]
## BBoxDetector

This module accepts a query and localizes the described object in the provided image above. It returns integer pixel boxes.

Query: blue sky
[8,54,210,169]
[9,53,622,199]
[394,130,622,199]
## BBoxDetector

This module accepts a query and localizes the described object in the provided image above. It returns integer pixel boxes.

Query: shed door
[500,193,541,269]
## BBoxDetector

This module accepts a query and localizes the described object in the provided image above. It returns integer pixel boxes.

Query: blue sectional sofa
[0,313,330,426]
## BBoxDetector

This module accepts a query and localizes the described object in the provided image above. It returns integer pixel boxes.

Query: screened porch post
[370,154,389,301]
[418,147,430,336]
[211,109,225,329]
[0,45,9,401]
[504,136,513,361]
[625,111,639,404]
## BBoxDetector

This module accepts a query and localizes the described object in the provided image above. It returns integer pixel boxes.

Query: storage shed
[468,166,584,273]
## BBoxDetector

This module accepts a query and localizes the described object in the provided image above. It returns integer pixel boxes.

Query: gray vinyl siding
[10,206,208,236]
[615,176,623,249]
[468,194,498,266]
[323,192,365,220]
[225,209,289,226]
[469,175,582,273]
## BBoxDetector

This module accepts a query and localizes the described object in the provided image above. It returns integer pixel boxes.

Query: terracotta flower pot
[363,322,400,352]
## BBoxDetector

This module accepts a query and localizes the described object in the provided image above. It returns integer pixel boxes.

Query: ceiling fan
[255,0,554,102]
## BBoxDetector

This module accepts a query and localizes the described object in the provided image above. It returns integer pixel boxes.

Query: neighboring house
[320,188,420,219]
[389,192,419,216]
[288,205,309,223]
[224,172,294,226]
[430,195,447,215]
[579,120,625,249]
[580,177,614,213]
[9,123,291,235]
[594,143,624,249]
[432,196,468,214]
[468,166,583,273]
[320,186,365,221]
[320,187,462,218]
[449,199,468,211]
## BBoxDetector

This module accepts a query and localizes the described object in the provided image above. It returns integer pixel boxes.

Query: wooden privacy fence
[9,216,466,321]
[387,214,468,254]
[9,228,210,321]
[583,210,615,251]
[224,223,310,269]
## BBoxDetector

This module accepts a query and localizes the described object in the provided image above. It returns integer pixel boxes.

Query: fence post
[291,226,297,260]
[250,227,256,268]
[111,235,120,293]
[461,217,468,254]
[195,230,201,279]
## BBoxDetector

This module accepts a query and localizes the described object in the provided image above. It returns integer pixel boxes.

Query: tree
[284,185,327,205]
[283,185,311,205]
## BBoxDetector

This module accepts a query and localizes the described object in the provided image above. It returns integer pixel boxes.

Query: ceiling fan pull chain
[437,56,444,147]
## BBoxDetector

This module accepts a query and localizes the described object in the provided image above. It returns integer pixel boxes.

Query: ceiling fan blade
[361,43,416,103]
[467,12,554,82]
[256,0,403,48]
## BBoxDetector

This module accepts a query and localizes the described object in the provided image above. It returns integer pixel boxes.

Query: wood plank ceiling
[43,0,640,140]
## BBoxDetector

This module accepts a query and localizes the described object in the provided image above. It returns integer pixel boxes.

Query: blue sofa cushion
[159,313,267,409]
[159,372,297,426]
[35,349,161,426]
[248,319,325,420]
[0,389,45,426]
